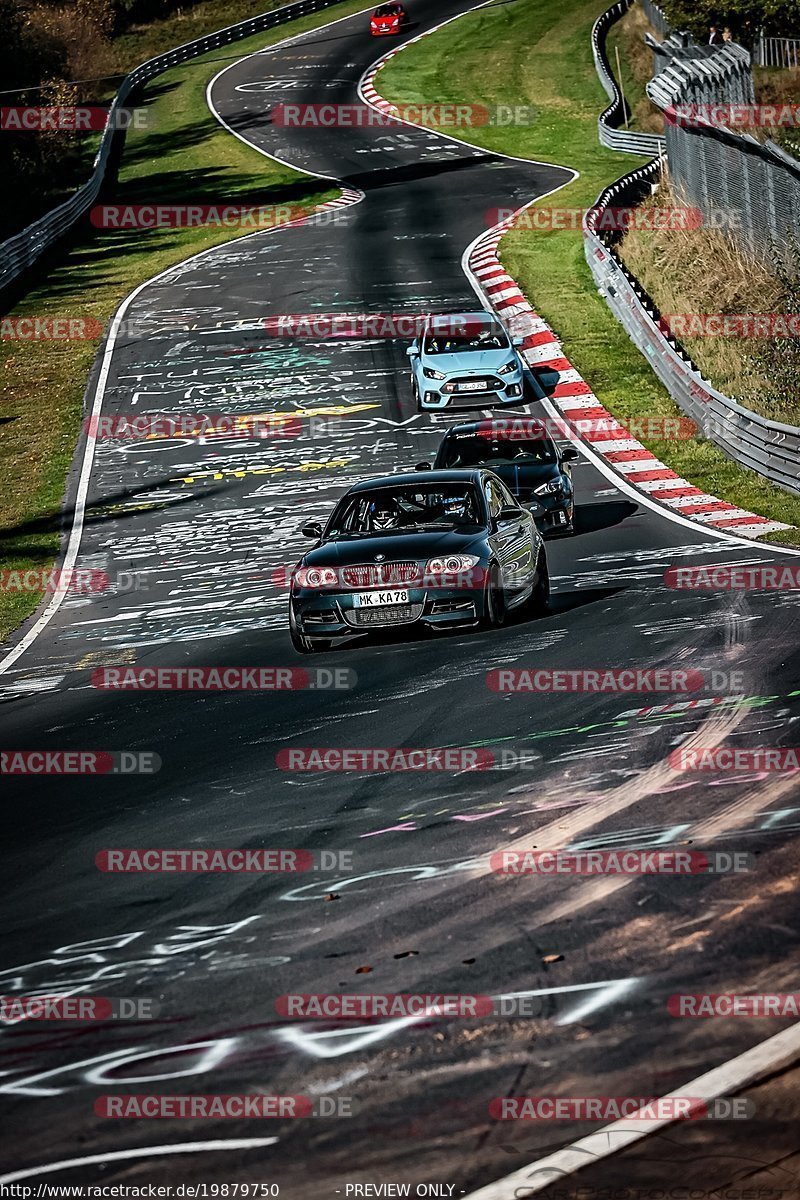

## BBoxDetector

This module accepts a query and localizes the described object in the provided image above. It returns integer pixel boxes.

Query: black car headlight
[534,479,565,497]
[497,358,519,375]
[294,566,339,588]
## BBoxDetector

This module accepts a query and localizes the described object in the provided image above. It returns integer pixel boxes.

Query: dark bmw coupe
[289,470,549,653]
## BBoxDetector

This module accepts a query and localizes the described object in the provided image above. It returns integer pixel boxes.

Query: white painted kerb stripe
[462,1021,800,1199]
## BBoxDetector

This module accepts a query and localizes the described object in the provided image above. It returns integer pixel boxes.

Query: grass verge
[0,0,372,646]
[375,0,800,545]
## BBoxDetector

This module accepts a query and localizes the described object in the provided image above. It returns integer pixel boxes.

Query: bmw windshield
[324,483,485,538]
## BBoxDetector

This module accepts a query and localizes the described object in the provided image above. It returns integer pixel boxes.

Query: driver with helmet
[367,497,402,530]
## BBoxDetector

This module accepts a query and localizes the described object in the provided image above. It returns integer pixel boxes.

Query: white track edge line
[461,1020,800,1198]
[0,1139,279,1185]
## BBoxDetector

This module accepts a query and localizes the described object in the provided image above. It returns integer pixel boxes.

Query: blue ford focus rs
[407,312,527,411]
[289,470,549,653]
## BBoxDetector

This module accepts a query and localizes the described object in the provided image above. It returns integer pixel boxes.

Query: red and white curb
[467,219,789,536]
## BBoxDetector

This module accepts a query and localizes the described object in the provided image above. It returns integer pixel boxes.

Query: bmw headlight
[293,566,339,588]
[423,366,446,380]
[425,554,480,573]
[534,479,564,496]
[497,359,519,375]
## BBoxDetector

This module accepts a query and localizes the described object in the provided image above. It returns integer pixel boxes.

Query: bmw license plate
[459,380,487,391]
[354,589,409,607]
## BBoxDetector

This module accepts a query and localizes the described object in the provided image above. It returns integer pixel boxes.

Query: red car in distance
[370,3,408,35]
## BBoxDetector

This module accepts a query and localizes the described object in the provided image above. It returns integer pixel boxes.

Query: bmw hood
[302,530,485,567]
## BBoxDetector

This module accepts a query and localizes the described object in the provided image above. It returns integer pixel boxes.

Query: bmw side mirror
[406,346,419,358]
[301,520,322,538]
[561,446,579,462]
[415,461,432,471]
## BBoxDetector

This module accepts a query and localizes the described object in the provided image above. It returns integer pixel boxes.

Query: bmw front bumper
[291,586,485,637]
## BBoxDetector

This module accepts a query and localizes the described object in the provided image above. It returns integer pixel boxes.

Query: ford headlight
[423,366,446,380]
[534,480,564,496]
[497,359,519,375]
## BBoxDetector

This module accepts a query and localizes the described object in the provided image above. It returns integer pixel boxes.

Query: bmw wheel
[526,550,550,616]
[480,563,506,629]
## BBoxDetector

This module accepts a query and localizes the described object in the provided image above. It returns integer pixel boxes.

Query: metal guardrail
[639,0,670,37]
[592,0,666,156]
[0,0,347,293]
[645,39,800,264]
[754,33,800,68]
[584,3,800,494]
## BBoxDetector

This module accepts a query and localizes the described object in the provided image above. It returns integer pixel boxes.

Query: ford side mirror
[512,336,524,347]
[415,461,432,471]
[561,446,579,462]
[301,520,322,538]
[406,346,419,357]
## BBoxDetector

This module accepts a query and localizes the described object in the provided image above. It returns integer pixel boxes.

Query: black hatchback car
[418,419,579,535]
[289,469,549,653]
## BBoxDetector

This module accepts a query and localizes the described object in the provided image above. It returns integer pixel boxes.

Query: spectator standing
[709,25,723,44]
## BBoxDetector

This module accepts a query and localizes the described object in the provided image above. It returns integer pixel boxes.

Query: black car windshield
[374,4,399,13]
[440,434,557,467]
[325,482,484,537]
[423,329,509,354]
